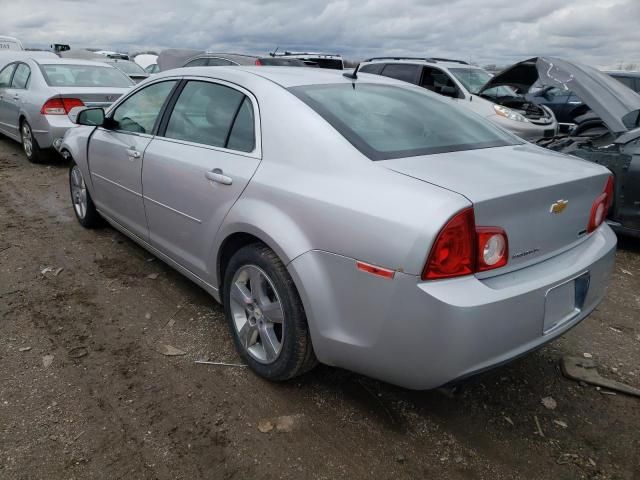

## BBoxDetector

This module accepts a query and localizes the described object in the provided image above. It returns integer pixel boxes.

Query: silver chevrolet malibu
[59,67,616,389]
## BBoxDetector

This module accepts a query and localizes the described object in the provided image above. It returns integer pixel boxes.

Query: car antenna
[343,63,359,82]
[270,46,279,58]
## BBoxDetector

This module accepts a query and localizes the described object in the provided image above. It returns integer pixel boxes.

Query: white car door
[88,80,178,240]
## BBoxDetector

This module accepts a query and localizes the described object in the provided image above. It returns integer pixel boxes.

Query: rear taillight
[254,59,263,66]
[587,175,614,233]
[422,208,508,280]
[41,97,85,115]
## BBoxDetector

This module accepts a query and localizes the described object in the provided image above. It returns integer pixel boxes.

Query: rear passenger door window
[207,58,234,66]
[11,63,30,89]
[359,63,384,75]
[380,64,420,84]
[184,58,209,67]
[164,80,255,152]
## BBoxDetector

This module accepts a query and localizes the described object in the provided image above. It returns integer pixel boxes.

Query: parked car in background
[269,51,344,69]
[157,49,307,71]
[525,85,587,132]
[358,57,557,140]
[607,71,640,93]
[0,36,24,51]
[133,53,158,71]
[104,59,149,83]
[95,50,129,60]
[145,64,159,74]
[60,66,615,390]
[0,55,133,162]
[524,57,640,237]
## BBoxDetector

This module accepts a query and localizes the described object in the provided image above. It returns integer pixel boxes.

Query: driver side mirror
[439,85,459,98]
[73,107,106,126]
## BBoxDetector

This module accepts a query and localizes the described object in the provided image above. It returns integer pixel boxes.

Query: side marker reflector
[356,261,395,279]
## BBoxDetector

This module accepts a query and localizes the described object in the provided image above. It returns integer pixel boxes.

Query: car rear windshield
[111,61,147,75]
[40,64,134,88]
[290,83,520,160]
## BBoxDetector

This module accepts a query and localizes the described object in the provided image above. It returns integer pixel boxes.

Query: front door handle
[13,94,20,101]
[205,168,232,185]
[126,148,141,160]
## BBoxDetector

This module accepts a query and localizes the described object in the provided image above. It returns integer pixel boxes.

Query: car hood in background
[480,57,640,134]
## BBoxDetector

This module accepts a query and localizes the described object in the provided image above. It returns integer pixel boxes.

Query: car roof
[152,65,409,88]
[361,57,480,69]
[0,50,58,62]
[34,58,114,67]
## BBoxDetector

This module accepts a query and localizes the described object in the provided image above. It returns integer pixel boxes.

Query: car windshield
[291,83,520,160]
[449,67,517,96]
[111,61,147,75]
[40,64,134,87]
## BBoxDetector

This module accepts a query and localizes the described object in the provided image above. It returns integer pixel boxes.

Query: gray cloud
[1,0,638,68]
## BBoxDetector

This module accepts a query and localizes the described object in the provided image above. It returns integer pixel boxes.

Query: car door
[0,63,16,136]
[88,80,178,240]
[142,79,261,279]
[2,62,31,137]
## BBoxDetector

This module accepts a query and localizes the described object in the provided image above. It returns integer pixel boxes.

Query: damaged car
[498,57,640,237]
[357,57,558,140]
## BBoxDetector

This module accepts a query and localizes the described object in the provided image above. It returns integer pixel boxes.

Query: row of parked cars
[1,34,638,390]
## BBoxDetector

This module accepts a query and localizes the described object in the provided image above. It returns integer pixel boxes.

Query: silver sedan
[0,54,133,162]
[60,67,616,389]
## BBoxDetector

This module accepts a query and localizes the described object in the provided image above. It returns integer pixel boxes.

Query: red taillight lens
[254,59,263,66]
[422,208,509,280]
[587,175,614,233]
[422,208,476,280]
[41,97,85,115]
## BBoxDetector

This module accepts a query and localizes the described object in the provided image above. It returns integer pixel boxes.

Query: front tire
[69,162,102,228]
[223,243,317,381]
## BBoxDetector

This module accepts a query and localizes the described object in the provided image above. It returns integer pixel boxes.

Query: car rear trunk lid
[380,143,611,274]
[51,87,130,108]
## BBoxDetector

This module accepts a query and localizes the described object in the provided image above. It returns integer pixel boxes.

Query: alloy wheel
[70,166,88,219]
[229,265,285,364]
[21,123,33,158]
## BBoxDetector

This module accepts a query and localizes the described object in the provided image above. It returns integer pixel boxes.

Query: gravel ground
[0,136,638,480]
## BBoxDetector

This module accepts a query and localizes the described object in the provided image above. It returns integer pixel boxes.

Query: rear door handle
[205,168,232,185]
[126,148,141,160]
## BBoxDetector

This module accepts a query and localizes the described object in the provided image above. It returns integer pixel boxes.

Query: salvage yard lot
[0,136,638,479]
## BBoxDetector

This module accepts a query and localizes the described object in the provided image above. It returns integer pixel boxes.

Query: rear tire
[69,161,102,228]
[223,243,317,381]
[20,120,45,163]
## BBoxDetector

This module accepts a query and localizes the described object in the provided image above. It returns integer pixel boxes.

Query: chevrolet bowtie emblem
[550,199,569,214]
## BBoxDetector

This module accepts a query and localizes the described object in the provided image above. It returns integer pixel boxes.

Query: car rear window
[40,64,134,87]
[290,83,520,160]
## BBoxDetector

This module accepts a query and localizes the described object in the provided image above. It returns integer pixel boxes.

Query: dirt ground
[0,136,638,480]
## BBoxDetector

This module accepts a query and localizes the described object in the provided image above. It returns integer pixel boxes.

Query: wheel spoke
[248,268,263,296]
[259,326,280,361]
[261,300,284,324]
[230,281,252,306]
[238,320,258,349]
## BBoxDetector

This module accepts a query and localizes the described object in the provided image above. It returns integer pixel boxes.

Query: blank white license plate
[544,272,590,334]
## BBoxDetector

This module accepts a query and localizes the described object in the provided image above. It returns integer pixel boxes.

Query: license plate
[543,272,590,334]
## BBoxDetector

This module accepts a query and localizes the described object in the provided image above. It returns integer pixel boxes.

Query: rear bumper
[32,115,76,150]
[288,225,616,389]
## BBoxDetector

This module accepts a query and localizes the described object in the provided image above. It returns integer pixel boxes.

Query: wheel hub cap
[229,265,285,364]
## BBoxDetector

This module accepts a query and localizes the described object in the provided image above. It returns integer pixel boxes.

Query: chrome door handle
[13,94,19,100]
[126,148,141,160]
[205,168,232,185]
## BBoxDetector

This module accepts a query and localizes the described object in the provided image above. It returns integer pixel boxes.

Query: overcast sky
[1,0,638,68]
